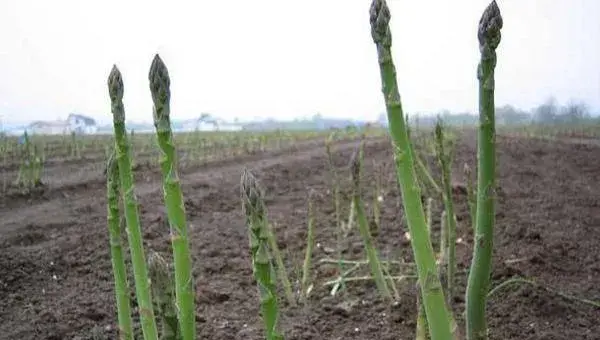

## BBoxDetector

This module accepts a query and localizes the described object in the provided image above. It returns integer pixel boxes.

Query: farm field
[1,130,599,340]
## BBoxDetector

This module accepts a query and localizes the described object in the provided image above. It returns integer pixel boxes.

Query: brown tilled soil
[1,133,599,340]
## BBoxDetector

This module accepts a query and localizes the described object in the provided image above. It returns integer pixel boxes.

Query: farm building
[26,113,98,135]
[67,113,98,134]
[27,120,71,135]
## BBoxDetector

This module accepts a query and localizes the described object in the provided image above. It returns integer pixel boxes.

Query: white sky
[0,0,598,124]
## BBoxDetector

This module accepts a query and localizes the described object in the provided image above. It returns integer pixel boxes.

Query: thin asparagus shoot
[106,151,134,340]
[434,119,457,305]
[266,222,295,306]
[108,65,159,340]
[301,189,316,302]
[466,2,503,339]
[350,139,392,301]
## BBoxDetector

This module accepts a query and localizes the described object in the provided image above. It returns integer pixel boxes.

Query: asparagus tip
[478,0,503,51]
[241,168,264,217]
[349,142,362,188]
[148,54,171,121]
[107,65,124,102]
[369,0,391,46]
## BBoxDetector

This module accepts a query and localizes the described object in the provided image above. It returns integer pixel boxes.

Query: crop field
[1,125,599,340]
[2,1,599,339]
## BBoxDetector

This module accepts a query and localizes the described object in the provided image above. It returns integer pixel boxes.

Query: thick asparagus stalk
[106,151,134,340]
[108,65,159,340]
[369,1,454,339]
[148,54,196,340]
[241,169,284,340]
[465,2,503,340]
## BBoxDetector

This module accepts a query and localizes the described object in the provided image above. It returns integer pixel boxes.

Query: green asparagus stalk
[240,169,284,340]
[148,54,196,340]
[463,163,477,234]
[301,189,316,302]
[147,251,180,340]
[350,139,392,301]
[265,222,295,306]
[434,120,457,304]
[106,151,134,340]
[415,291,428,340]
[369,1,453,339]
[108,65,159,340]
[465,2,503,339]
[417,196,434,340]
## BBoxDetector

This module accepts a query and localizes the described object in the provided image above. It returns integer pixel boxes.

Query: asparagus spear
[106,151,134,340]
[369,1,454,339]
[149,54,196,340]
[241,169,284,340]
[465,2,503,339]
[108,65,159,340]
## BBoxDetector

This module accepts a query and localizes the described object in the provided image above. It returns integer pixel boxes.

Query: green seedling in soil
[407,115,442,199]
[371,160,383,236]
[434,119,458,305]
[240,168,284,340]
[70,131,81,159]
[350,138,393,302]
[369,0,455,338]
[149,54,196,340]
[106,151,134,340]
[16,131,44,190]
[324,132,347,295]
[416,195,434,340]
[108,65,159,340]
[265,222,296,306]
[300,189,316,302]
[147,251,180,340]
[465,2,503,339]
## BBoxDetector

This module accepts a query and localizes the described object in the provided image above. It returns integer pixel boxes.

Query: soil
[1,132,599,340]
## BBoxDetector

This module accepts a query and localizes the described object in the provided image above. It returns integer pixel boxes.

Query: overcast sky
[1,0,598,124]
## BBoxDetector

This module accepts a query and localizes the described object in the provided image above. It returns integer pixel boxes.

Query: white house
[26,113,98,135]
[27,120,71,135]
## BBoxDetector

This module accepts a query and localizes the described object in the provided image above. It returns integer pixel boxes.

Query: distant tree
[558,100,590,123]
[533,96,559,123]
[496,104,531,125]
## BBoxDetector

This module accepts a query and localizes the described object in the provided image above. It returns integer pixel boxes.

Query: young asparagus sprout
[301,189,316,302]
[349,139,392,301]
[434,119,457,305]
[149,54,196,340]
[369,0,454,338]
[147,251,180,340]
[106,152,134,340]
[266,222,295,306]
[240,168,284,340]
[466,2,503,339]
[108,65,159,340]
